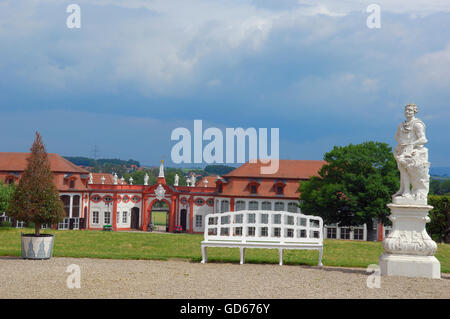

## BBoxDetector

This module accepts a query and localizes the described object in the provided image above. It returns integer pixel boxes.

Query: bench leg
[239,247,245,265]
[279,248,283,266]
[201,246,207,264]
[318,248,323,268]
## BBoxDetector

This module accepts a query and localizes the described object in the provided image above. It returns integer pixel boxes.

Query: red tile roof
[196,176,219,187]
[218,160,325,198]
[0,152,89,174]
[224,160,325,180]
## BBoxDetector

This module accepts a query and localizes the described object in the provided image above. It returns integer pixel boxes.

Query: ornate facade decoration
[155,184,166,200]
[383,229,437,256]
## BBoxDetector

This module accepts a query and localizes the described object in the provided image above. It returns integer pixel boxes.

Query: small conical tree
[8,132,65,236]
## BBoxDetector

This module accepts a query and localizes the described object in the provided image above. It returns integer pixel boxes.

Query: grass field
[0,227,449,272]
[150,211,168,226]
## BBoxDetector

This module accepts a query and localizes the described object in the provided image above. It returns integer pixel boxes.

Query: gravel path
[0,257,449,299]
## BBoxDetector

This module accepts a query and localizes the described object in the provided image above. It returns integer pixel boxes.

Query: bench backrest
[203,210,323,244]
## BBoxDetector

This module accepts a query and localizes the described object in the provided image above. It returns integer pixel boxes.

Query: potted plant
[7,132,65,259]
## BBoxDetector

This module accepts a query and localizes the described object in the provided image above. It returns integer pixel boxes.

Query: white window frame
[93,211,99,224]
[104,211,111,225]
[195,215,202,228]
[248,201,259,211]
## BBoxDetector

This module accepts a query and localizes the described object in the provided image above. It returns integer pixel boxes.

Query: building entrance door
[180,209,187,232]
[131,207,140,230]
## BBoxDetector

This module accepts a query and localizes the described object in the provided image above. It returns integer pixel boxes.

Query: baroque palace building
[0,152,387,240]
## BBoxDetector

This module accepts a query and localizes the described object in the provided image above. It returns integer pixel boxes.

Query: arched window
[72,195,80,217]
[235,200,246,211]
[60,195,70,217]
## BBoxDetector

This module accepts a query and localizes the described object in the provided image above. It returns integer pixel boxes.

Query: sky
[1,0,450,167]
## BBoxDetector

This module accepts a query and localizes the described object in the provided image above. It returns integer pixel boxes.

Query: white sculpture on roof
[129,177,133,185]
[155,184,165,200]
[392,103,430,205]
[144,173,149,186]
[88,173,93,184]
[159,160,165,178]
[174,173,179,186]
[204,179,208,187]
[113,173,118,185]
[120,176,125,185]
[100,176,105,184]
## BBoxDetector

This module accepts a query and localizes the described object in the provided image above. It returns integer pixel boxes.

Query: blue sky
[1,0,450,167]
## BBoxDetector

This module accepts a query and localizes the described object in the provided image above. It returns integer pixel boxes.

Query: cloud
[0,0,449,165]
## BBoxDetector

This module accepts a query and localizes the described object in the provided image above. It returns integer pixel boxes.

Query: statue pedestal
[379,204,441,279]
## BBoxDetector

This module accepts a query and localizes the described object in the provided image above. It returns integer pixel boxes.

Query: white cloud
[414,44,450,89]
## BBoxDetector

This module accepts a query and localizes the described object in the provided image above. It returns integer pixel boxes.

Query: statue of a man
[392,103,430,205]
[174,173,179,186]
[144,173,149,186]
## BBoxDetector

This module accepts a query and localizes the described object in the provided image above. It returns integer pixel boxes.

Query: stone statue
[191,174,196,187]
[100,176,105,184]
[113,173,118,185]
[392,103,430,205]
[174,173,179,186]
[88,173,93,184]
[144,173,149,186]
[129,177,133,185]
[379,103,440,279]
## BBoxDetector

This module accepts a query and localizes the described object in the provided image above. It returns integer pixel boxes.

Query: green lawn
[1,227,449,272]
[150,211,168,226]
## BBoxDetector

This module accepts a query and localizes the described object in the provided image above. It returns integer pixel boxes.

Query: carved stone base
[379,254,440,279]
[379,203,441,279]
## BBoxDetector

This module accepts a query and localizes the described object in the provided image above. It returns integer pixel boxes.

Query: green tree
[0,182,15,213]
[299,142,399,228]
[429,179,441,195]
[440,179,450,195]
[7,132,65,236]
[427,195,450,243]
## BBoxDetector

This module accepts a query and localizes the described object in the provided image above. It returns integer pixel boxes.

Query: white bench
[200,210,323,266]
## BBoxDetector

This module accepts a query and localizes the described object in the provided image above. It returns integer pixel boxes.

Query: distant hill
[204,165,236,176]
[430,167,450,178]
[64,156,140,171]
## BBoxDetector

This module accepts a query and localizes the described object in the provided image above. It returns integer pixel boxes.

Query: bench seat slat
[200,210,324,267]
